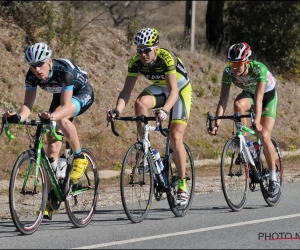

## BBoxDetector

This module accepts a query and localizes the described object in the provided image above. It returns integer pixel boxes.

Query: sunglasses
[229,61,245,67]
[30,61,45,68]
[137,46,156,54]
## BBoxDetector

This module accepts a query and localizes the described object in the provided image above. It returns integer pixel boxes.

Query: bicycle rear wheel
[259,137,283,206]
[120,142,154,223]
[166,142,195,217]
[221,137,249,212]
[9,150,47,235]
[65,147,99,228]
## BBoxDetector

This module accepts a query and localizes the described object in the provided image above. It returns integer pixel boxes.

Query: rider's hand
[2,110,21,124]
[107,109,120,122]
[207,125,219,136]
[157,109,168,122]
[38,111,52,124]
[253,119,263,133]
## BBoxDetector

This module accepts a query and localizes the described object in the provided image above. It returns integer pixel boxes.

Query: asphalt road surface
[1,182,300,249]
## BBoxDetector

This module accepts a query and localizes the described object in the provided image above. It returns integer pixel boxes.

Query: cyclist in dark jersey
[207,42,279,197]
[2,42,94,218]
[107,27,193,206]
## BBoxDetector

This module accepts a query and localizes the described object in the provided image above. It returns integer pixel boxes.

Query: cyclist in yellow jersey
[107,27,193,206]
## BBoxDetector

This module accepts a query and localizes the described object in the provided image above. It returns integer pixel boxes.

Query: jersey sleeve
[221,66,233,86]
[127,54,140,77]
[254,62,268,83]
[25,70,38,90]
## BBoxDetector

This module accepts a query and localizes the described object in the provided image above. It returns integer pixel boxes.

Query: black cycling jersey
[25,58,89,94]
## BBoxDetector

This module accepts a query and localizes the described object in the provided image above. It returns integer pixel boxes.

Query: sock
[177,178,187,191]
[73,149,85,159]
[269,170,277,181]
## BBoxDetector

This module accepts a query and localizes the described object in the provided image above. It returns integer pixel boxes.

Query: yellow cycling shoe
[70,156,88,181]
[36,200,57,220]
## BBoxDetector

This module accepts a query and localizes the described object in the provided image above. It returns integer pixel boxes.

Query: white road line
[72,213,300,249]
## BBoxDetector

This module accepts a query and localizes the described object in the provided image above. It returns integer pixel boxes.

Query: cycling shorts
[138,82,193,125]
[243,88,277,119]
[49,81,94,117]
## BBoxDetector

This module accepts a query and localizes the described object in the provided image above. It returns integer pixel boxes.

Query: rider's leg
[233,93,252,128]
[169,122,187,181]
[135,94,155,135]
[260,117,276,175]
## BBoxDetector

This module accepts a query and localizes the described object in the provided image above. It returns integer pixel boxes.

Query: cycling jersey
[25,58,94,116]
[127,48,192,125]
[128,48,190,88]
[221,60,276,93]
[222,60,277,118]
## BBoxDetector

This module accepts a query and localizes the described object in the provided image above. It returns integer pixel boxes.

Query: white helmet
[24,42,52,64]
[134,27,159,46]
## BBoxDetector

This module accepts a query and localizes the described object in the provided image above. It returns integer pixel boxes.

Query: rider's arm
[50,90,73,121]
[163,73,178,113]
[116,75,137,114]
[19,89,37,121]
[214,85,230,127]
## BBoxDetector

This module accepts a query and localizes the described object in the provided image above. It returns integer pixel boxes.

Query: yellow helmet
[134,27,159,46]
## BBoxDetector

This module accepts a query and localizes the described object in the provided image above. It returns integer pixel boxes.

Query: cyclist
[2,42,94,218]
[106,27,193,206]
[207,42,279,197]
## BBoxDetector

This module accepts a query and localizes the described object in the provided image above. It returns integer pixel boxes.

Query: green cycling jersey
[222,60,276,94]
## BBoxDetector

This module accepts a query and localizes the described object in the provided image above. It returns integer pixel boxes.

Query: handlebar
[0,117,63,141]
[109,113,168,137]
[206,109,257,132]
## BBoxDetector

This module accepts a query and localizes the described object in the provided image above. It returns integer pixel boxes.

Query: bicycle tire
[9,150,47,235]
[120,142,154,223]
[166,142,195,217]
[65,147,99,228]
[221,137,249,212]
[259,137,283,206]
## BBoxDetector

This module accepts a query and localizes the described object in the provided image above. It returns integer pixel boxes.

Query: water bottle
[56,154,67,179]
[153,149,164,172]
[49,157,57,172]
[246,140,257,159]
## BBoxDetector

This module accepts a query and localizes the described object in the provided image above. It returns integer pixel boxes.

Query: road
[1,182,300,249]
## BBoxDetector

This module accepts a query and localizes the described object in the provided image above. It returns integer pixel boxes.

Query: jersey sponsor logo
[177,64,187,74]
[159,50,173,66]
[144,75,165,80]
[81,94,92,107]
[41,86,63,93]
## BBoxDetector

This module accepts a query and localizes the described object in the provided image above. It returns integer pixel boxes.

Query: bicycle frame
[206,109,260,167]
[111,114,168,188]
[3,119,68,201]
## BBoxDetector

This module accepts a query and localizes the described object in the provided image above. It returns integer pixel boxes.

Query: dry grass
[1,1,300,182]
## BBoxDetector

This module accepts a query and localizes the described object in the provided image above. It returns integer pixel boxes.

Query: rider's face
[137,45,158,64]
[30,59,51,80]
[229,60,249,76]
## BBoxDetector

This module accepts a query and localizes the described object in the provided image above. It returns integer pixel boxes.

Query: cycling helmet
[227,42,252,62]
[24,42,52,64]
[134,27,159,46]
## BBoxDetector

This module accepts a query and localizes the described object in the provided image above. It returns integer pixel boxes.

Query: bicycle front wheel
[65,147,99,228]
[166,142,195,217]
[259,137,283,206]
[120,142,154,223]
[9,150,47,235]
[221,137,249,212]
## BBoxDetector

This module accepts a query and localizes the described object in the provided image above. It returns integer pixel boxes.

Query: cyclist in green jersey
[207,42,279,197]
[107,27,193,206]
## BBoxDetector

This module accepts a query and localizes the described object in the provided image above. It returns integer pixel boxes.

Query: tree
[205,0,225,54]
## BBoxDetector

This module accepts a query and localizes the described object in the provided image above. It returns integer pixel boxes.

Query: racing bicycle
[1,117,99,235]
[109,110,195,223]
[206,109,283,212]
